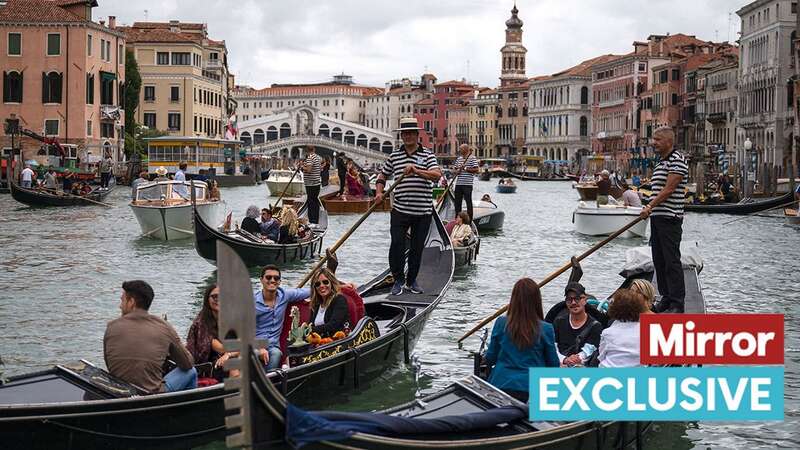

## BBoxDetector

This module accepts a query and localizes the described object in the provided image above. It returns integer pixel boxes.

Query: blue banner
[529,367,783,421]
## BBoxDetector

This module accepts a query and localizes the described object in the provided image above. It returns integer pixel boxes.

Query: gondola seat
[340,284,365,329]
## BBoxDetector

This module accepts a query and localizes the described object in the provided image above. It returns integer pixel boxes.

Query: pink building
[1,0,125,163]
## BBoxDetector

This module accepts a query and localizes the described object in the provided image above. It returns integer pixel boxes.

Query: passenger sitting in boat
[277,207,299,244]
[43,167,57,191]
[554,282,602,367]
[255,265,311,370]
[297,217,312,240]
[345,162,366,197]
[208,180,220,200]
[186,283,240,381]
[621,182,642,207]
[479,193,497,207]
[241,205,262,235]
[596,170,611,206]
[629,279,656,311]
[104,280,197,394]
[71,182,84,196]
[81,183,92,195]
[259,208,280,241]
[598,289,650,368]
[484,278,559,402]
[307,268,350,338]
[449,212,473,247]
[62,169,75,192]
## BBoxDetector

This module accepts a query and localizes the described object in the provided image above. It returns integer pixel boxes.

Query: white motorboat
[130,180,224,241]
[265,169,304,197]
[573,202,648,238]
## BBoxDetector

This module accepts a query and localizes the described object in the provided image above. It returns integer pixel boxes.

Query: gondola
[0,217,455,450]
[192,200,328,267]
[224,244,706,450]
[9,177,113,207]
[508,172,571,182]
[437,191,479,268]
[684,191,793,215]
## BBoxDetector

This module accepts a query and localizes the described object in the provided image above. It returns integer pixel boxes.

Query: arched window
[241,131,252,146]
[344,130,355,145]
[356,134,368,148]
[266,126,278,141]
[318,123,330,137]
[580,86,589,105]
[331,127,342,141]
[2,70,23,103]
[369,137,380,151]
[253,129,265,145]
[279,122,291,138]
[382,141,393,154]
[580,116,588,137]
[42,71,62,103]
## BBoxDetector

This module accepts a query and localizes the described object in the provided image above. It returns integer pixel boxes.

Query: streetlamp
[744,137,754,198]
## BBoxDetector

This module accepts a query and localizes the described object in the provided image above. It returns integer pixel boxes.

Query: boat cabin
[145,136,241,177]
[133,181,210,205]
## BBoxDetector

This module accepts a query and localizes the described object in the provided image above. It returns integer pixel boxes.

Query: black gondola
[684,191,793,215]
[9,177,113,207]
[0,215,454,450]
[224,245,706,450]
[192,200,328,267]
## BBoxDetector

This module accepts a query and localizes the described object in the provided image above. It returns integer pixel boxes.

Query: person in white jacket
[598,289,651,368]
[449,212,473,247]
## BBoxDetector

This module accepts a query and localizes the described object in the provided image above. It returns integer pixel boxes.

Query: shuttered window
[42,71,62,103]
[3,71,23,103]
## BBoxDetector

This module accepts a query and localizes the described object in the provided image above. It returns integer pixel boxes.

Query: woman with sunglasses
[186,283,239,381]
[308,268,350,338]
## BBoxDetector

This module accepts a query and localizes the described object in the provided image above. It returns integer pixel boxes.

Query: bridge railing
[245,134,390,162]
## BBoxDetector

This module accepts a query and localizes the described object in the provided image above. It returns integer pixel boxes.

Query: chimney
[99,20,105,27]
[169,20,180,33]
[108,16,116,28]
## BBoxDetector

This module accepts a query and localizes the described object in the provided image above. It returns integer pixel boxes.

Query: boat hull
[785,208,800,225]
[130,202,224,240]
[473,207,504,231]
[10,180,112,207]
[685,191,793,215]
[322,196,391,215]
[574,206,648,238]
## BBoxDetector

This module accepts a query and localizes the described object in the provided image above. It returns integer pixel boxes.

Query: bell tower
[500,3,527,86]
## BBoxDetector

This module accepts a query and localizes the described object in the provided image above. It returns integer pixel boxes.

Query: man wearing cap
[596,170,611,206]
[375,118,442,295]
[553,282,602,367]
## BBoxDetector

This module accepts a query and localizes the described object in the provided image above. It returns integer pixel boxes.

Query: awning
[100,71,116,82]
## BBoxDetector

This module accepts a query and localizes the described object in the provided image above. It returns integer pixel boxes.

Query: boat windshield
[136,183,168,201]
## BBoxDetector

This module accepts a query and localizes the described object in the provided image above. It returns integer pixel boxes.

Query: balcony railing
[598,98,625,108]
[204,59,222,69]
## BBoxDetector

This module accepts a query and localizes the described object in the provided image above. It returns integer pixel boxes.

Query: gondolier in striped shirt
[375,118,442,295]
[453,144,480,221]
[300,145,322,224]
[640,126,688,313]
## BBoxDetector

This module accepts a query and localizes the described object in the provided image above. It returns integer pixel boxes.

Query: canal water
[0,180,797,449]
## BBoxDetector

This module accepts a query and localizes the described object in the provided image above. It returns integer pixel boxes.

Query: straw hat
[394,117,423,132]
[155,166,168,176]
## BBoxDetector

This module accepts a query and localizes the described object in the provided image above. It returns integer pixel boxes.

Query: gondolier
[375,118,442,295]
[453,144,479,221]
[640,126,687,313]
[300,145,322,224]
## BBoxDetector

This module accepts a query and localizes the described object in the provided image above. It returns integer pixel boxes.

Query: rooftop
[0,0,86,23]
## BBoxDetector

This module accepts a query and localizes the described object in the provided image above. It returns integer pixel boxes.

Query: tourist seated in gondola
[104,280,197,394]
[629,279,656,311]
[241,205,262,235]
[307,268,350,338]
[621,181,642,207]
[43,167,57,191]
[186,283,240,382]
[71,182,84,196]
[254,265,311,370]
[345,162,367,197]
[554,282,603,367]
[484,278,559,402]
[448,212,473,247]
[259,208,280,241]
[297,217,313,240]
[718,175,735,203]
[208,180,220,200]
[277,207,300,244]
[480,193,496,207]
[598,289,650,368]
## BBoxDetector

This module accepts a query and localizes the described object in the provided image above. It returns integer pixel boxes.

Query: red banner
[640,314,783,365]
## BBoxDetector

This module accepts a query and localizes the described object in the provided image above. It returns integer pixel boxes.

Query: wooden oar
[271,166,302,212]
[435,148,474,209]
[296,173,408,288]
[457,215,646,344]
[720,199,799,225]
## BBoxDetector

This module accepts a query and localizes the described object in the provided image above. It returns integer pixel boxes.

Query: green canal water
[0,180,797,449]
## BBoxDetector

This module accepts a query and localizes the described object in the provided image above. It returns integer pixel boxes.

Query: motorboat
[472,199,505,231]
[130,180,224,241]
[495,179,517,193]
[573,202,648,238]
[785,208,800,226]
[265,169,304,197]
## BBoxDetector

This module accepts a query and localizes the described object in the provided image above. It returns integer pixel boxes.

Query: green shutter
[8,34,21,55]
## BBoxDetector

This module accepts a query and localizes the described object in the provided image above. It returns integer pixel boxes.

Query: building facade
[737,0,797,179]
[1,0,125,161]
[526,55,617,163]
[122,20,235,139]
[364,76,431,134]
[424,80,476,155]
[467,88,498,158]
[234,74,380,126]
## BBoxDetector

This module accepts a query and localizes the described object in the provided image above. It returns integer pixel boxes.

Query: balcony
[711,82,728,91]
[204,59,222,69]
[706,112,727,123]
[598,98,625,108]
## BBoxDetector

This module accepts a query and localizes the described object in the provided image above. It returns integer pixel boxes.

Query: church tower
[500,3,527,86]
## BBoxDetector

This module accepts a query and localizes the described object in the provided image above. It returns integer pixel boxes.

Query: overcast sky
[97,0,743,89]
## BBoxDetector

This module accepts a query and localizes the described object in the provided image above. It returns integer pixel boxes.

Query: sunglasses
[565,296,580,304]
[262,275,281,281]
[314,279,331,288]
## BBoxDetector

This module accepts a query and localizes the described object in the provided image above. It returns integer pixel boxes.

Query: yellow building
[467,88,498,158]
[121,21,235,138]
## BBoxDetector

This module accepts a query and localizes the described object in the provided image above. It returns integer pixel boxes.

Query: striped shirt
[650,150,688,218]
[381,145,439,215]
[454,155,479,186]
[303,153,322,187]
